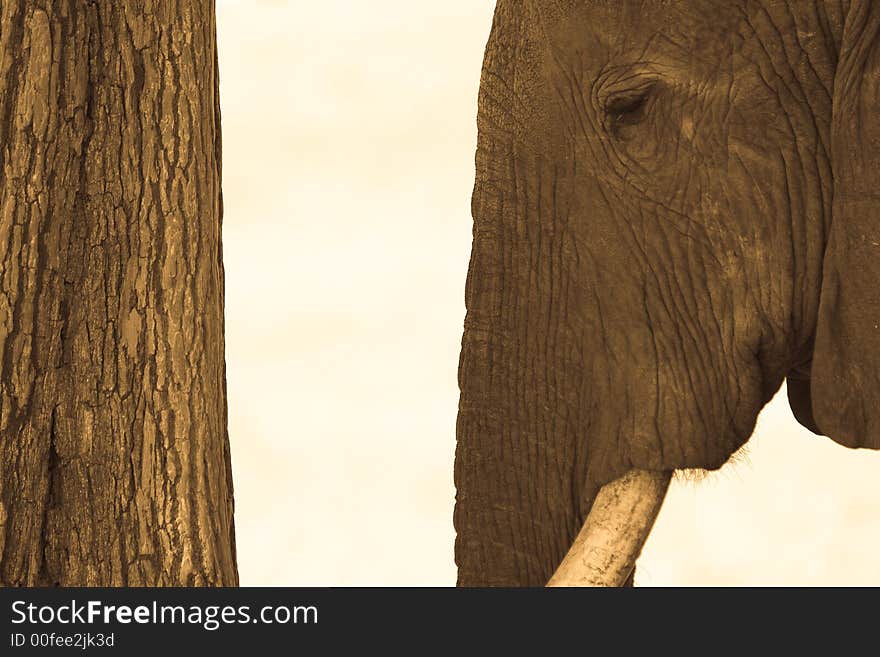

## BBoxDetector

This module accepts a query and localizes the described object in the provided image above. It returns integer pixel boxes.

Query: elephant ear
[805,0,880,448]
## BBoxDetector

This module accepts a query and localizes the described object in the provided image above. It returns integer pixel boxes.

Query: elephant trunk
[455,232,672,586]
[454,1,671,586]
[454,133,670,586]
[454,140,591,586]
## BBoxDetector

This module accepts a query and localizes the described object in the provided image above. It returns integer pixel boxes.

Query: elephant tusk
[547,469,672,587]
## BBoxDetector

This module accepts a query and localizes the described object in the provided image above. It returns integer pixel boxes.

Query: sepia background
[216,0,880,586]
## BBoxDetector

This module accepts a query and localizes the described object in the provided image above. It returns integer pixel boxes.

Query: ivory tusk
[547,469,672,587]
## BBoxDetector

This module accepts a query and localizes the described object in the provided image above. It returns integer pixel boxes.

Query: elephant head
[454,0,880,586]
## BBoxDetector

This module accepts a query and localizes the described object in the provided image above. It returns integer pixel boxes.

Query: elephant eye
[605,86,654,135]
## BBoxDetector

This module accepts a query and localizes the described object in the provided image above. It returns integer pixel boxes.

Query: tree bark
[0,0,237,586]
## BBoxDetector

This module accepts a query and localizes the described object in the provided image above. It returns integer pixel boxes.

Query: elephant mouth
[547,470,672,587]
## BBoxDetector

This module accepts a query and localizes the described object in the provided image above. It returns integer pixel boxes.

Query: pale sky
[216,0,880,586]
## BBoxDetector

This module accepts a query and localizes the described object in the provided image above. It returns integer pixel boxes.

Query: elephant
[454,0,880,586]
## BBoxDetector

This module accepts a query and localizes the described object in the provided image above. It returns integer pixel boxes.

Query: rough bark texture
[0,0,237,586]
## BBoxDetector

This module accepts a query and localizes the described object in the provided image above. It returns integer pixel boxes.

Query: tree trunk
[0,0,237,586]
